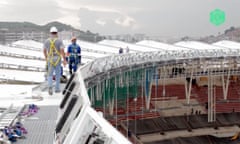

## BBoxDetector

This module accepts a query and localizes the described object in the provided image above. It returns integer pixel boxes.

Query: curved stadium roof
[213,40,240,50]
[174,41,230,51]
[99,40,161,52]
[136,40,190,51]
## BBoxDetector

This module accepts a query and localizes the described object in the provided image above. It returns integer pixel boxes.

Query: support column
[155,67,158,99]
[119,69,123,87]
[141,68,144,99]
[90,87,94,103]
[208,68,216,122]
[185,80,188,99]
[96,79,101,101]
[103,79,106,117]
[162,66,166,97]
[222,68,230,100]
[109,98,114,115]
[185,67,193,104]
[145,68,154,110]
[107,74,115,116]
[115,76,118,126]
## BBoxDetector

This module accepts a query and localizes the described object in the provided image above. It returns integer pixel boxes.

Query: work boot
[48,87,53,95]
[55,89,61,93]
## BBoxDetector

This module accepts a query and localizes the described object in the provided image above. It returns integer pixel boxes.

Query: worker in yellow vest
[43,26,66,95]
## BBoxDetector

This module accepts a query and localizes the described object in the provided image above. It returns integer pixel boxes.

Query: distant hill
[0,21,105,42]
[199,26,240,43]
[177,26,240,43]
[0,21,80,32]
[43,21,86,33]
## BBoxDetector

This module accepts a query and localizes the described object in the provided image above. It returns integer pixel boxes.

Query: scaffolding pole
[222,66,231,100]
[208,68,216,122]
[185,67,194,105]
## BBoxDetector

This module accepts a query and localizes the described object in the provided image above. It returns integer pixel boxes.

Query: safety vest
[47,39,61,67]
[69,45,79,59]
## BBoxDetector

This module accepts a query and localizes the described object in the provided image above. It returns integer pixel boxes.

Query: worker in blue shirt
[67,37,81,74]
[119,47,123,54]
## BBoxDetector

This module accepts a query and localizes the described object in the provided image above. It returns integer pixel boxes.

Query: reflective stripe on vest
[69,45,79,57]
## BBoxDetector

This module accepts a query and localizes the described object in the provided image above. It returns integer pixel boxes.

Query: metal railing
[0,63,45,72]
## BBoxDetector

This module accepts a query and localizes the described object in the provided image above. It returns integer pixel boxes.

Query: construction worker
[125,46,130,53]
[119,47,123,54]
[67,37,81,74]
[43,26,66,95]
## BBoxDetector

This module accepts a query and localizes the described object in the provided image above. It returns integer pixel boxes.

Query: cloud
[77,8,139,34]
[55,0,140,33]
[0,0,8,6]
[55,15,81,29]
[96,19,107,26]
[56,0,120,13]
[0,0,61,24]
[1,0,240,37]
[56,0,144,13]
[114,16,136,27]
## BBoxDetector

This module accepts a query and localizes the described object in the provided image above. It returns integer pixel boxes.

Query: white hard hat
[50,26,58,33]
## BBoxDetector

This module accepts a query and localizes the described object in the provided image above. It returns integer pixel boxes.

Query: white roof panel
[175,41,228,51]
[81,58,93,64]
[0,42,102,66]
[63,40,119,54]
[79,41,120,54]
[63,40,118,54]
[0,69,44,83]
[0,56,45,68]
[137,40,189,51]
[99,40,161,52]
[63,40,113,59]
[0,45,43,58]
[12,40,43,50]
[213,40,240,50]
[82,51,108,58]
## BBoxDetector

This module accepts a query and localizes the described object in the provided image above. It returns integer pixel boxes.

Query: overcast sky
[0,0,240,38]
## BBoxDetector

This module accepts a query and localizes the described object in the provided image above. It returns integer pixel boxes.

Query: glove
[78,56,81,64]
[45,64,48,71]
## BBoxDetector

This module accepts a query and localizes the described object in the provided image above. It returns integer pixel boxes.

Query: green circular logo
[210,9,225,26]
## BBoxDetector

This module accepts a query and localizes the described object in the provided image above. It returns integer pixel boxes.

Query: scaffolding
[82,48,240,125]
[58,43,240,144]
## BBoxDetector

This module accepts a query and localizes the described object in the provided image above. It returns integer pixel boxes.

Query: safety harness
[68,44,81,65]
[69,45,79,59]
[47,39,61,67]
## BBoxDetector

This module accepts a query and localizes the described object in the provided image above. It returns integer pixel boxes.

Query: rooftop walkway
[17,106,58,144]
